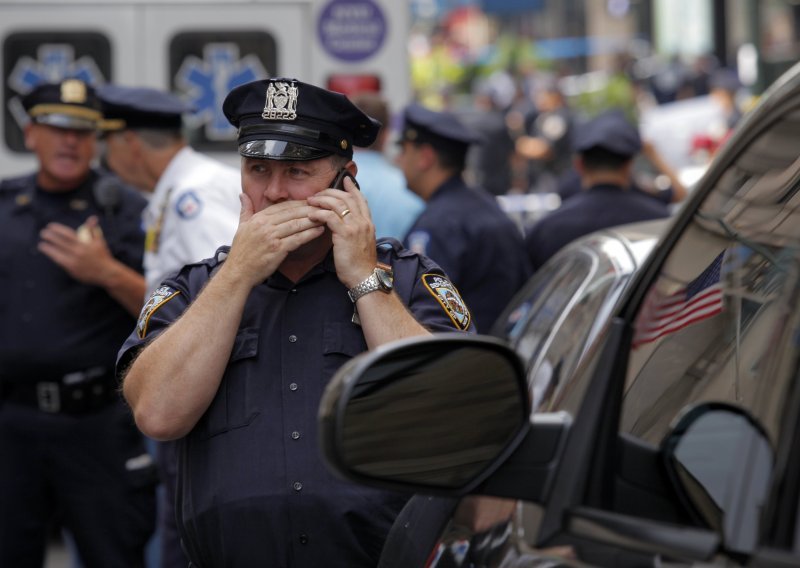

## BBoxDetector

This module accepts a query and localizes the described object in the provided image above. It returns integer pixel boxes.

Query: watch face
[376,268,394,290]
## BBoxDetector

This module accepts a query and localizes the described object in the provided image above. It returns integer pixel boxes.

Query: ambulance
[0,0,411,175]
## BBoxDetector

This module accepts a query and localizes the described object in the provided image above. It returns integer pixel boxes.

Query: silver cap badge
[262,81,298,121]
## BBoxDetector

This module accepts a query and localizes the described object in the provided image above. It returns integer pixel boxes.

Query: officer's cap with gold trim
[222,78,381,161]
[22,79,102,131]
[97,85,194,131]
[399,103,482,151]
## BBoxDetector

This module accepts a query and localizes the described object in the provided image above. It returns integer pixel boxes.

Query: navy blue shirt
[0,170,146,381]
[404,176,531,332]
[117,238,475,568]
[525,183,671,270]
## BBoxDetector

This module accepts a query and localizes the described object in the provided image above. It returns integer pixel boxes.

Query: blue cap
[96,85,193,131]
[710,69,740,93]
[222,78,381,161]
[22,79,102,131]
[400,103,482,147]
[573,109,641,157]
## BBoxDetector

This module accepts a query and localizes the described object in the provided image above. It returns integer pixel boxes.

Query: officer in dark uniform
[0,80,155,567]
[397,103,532,332]
[118,78,475,568]
[525,109,672,270]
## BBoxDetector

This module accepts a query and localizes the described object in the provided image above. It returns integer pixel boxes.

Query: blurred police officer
[349,91,424,240]
[98,85,241,294]
[525,109,671,270]
[118,78,475,567]
[397,103,531,332]
[0,79,155,567]
[97,84,241,568]
[514,74,575,193]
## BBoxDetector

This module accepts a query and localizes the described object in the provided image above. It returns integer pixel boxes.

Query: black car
[318,59,800,568]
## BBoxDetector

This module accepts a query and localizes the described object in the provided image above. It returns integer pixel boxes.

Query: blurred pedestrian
[118,77,475,567]
[98,84,241,568]
[0,79,155,567]
[463,76,517,196]
[526,109,671,270]
[349,91,424,240]
[514,74,575,193]
[398,103,531,332]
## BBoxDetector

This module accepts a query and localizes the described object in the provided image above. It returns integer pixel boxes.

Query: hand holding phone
[330,168,360,191]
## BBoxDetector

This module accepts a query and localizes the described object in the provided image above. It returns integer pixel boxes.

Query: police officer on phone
[397,103,531,332]
[0,79,155,567]
[118,78,475,567]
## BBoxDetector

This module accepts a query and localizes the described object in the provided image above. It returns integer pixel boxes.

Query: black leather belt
[0,367,120,414]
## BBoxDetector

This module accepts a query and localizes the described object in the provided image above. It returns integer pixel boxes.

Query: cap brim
[33,114,97,131]
[238,139,331,161]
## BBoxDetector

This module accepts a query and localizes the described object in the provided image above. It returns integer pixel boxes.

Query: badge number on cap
[262,81,298,120]
[422,273,471,331]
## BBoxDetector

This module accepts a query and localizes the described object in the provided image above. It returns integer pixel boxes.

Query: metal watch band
[347,272,380,303]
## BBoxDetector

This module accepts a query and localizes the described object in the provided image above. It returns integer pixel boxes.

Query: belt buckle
[36,382,61,413]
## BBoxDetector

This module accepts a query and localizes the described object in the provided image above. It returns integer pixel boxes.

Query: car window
[622,105,800,443]
[504,237,635,412]
[621,105,800,449]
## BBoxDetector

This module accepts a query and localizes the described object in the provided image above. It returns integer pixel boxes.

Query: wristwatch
[347,267,394,303]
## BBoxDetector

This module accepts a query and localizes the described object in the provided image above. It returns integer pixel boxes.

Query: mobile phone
[330,168,360,190]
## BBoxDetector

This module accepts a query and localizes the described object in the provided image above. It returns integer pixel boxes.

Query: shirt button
[290,288,298,294]
[291,431,300,440]
[24,280,35,289]
[293,481,303,491]
[289,382,298,391]
[288,335,297,343]
[299,533,308,545]
[21,313,33,323]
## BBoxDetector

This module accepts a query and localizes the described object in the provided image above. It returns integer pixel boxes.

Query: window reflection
[623,107,800,445]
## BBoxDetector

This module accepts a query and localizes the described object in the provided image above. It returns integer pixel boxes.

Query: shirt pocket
[198,327,261,439]
[321,322,367,379]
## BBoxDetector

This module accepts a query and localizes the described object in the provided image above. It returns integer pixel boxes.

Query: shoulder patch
[422,273,471,330]
[407,230,430,256]
[175,190,203,219]
[137,285,181,339]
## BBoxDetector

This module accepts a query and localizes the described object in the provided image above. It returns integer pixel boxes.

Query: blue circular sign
[317,0,386,62]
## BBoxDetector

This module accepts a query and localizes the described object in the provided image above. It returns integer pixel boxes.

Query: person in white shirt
[98,85,241,295]
[97,84,241,568]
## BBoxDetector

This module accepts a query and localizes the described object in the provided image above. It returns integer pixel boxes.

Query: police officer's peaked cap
[573,109,642,157]
[222,78,381,161]
[22,79,102,131]
[400,103,482,147]
[97,85,194,131]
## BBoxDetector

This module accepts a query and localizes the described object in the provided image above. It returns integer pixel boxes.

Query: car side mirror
[319,334,531,496]
[661,402,773,555]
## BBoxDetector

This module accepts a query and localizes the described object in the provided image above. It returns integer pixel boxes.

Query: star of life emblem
[262,80,298,120]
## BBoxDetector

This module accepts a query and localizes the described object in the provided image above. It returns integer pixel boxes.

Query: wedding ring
[340,208,351,219]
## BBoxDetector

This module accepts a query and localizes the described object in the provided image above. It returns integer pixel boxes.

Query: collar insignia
[262,81,298,121]
[422,273,471,331]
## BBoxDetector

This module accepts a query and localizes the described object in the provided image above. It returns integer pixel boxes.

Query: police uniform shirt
[118,239,475,567]
[525,182,671,270]
[404,175,532,332]
[143,146,240,295]
[0,170,146,381]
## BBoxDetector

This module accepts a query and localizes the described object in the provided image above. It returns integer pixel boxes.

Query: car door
[527,60,800,565]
